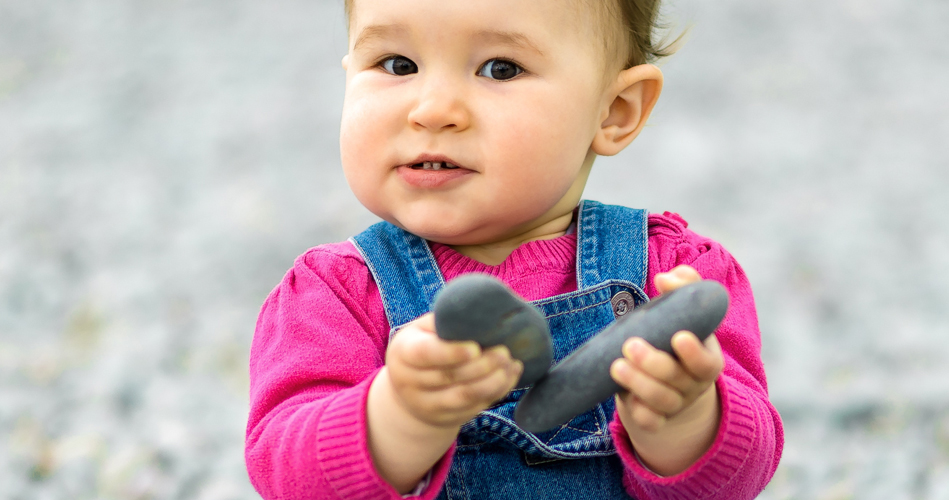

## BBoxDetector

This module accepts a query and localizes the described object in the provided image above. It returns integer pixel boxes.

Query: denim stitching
[543,298,611,319]
[458,428,615,459]
[461,414,614,457]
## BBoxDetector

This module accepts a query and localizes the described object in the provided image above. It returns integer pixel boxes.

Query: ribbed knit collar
[429,233,577,283]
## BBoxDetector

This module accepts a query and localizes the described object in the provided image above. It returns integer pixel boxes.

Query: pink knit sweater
[245,212,783,499]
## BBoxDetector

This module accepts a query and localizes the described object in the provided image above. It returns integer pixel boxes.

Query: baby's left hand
[610,266,724,434]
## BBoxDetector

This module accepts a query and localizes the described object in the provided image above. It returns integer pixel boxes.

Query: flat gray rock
[515,280,729,433]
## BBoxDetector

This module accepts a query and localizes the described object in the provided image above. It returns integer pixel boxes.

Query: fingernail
[627,338,645,359]
[633,338,645,352]
[491,346,512,362]
[672,331,692,345]
[464,342,481,359]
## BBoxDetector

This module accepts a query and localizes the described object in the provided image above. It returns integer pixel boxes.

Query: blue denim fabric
[350,200,649,500]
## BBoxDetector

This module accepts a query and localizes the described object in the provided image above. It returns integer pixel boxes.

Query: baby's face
[340,0,613,245]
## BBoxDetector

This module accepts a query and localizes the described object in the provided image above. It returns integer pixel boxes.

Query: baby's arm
[247,247,516,499]
[606,214,783,500]
[366,313,522,494]
[610,266,724,475]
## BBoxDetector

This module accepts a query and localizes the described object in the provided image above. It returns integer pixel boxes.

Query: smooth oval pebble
[433,274,554,387]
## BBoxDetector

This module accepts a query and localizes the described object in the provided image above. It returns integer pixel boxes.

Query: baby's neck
[448,211,575,266]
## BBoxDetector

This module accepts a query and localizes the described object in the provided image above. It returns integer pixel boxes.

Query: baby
[245,0,783,498]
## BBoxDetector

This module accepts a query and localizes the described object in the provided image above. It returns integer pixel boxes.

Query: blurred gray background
[1,0,947,498]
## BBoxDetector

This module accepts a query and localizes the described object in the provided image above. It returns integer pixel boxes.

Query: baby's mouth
[410,161,460,171]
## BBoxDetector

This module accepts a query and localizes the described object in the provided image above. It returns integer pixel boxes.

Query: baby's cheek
[341,106,382,162]
[494,125,587,189]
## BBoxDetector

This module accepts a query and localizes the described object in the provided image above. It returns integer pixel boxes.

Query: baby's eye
[380,55,418,76]
[477,59,523,81]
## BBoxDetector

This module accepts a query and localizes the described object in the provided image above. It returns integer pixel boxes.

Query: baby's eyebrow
[352,24,545,57]
[473,29,546,57]
[352,23,408,52]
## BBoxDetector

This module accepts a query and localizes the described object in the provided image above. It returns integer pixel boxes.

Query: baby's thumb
[408,312,436,333]
[654,265,701,294]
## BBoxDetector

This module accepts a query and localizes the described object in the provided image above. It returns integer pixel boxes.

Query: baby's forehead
[346,0,622,63]
[347,0,613,36]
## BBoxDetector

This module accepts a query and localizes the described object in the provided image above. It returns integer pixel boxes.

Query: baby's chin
[366,197,551,247]
[386,214,516,247]
[392,221,493,246]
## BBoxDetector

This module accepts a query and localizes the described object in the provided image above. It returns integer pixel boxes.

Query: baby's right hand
[384,313,523,429]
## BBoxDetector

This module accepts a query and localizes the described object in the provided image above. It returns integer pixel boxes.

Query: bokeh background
[1,0,947,498]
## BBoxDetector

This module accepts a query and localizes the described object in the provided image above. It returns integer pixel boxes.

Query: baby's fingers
[414,346,516,389]
[401,335,480,369]
[671,332,723,383]
[422,359,523,413]
[620,337,695,390]
[390,317,481,369]
[654,265,701,295]
[611,358,683,416]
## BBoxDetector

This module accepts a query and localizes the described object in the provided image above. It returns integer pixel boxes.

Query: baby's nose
[408,81,471,132]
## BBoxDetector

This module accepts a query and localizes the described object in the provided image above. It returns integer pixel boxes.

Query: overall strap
[350,221,445,332]
[575,200,649,292]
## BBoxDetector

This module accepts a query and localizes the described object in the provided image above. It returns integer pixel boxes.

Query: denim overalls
[351,200,649,500]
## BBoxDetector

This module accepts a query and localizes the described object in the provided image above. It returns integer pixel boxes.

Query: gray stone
[434,274,553,388]
[515,280,728,433]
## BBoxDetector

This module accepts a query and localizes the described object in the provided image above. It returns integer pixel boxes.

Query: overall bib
[351,200,649,500]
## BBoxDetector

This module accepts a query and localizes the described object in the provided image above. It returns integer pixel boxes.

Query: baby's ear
[591,64,663,156]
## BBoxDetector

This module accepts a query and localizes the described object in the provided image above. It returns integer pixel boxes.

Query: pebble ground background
[1,0,947,498]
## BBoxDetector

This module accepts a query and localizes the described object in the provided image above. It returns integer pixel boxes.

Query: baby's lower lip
[396,165,473,189]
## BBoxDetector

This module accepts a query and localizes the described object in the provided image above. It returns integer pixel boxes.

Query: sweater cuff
[315,369,455,499]
[610,376,757,498]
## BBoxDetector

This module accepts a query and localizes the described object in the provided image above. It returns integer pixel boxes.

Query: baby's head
[339,0,671,251]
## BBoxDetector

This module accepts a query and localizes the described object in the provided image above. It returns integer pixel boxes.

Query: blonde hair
[595,0,683,68]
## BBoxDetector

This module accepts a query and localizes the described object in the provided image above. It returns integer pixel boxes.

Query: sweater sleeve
[244,244,453,500]
[609,212,784,500]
